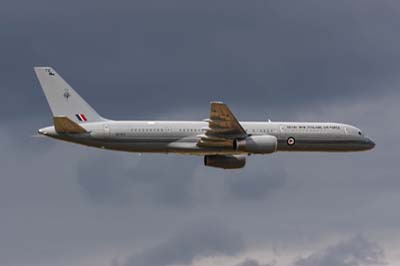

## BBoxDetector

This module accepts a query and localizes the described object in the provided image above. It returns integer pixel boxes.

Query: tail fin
[34,67,104,123]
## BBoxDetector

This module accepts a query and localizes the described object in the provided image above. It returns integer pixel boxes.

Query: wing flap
[197,102,247,148]
[197,139,233,148]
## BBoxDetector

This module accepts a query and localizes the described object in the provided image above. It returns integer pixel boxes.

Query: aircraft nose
[365,138,375,150]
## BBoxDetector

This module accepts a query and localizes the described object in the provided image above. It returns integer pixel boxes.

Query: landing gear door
[104,124,111,138]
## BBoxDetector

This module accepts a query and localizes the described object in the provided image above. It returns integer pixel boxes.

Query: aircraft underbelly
[57,133,369,154]
[71,137,239,155]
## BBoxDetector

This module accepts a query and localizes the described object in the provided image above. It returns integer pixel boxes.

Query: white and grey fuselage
[39,120,375,154]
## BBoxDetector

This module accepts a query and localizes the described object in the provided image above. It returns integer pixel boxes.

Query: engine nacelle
[204,155,246,169]
[234,135,277,154]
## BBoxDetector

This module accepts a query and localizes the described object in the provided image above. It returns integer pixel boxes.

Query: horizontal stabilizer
[53,116,88,134]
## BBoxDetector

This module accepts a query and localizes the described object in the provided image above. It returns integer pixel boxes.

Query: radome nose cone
[366,138,375,150]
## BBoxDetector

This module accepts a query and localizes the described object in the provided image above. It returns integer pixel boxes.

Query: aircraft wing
[197,102,248,148]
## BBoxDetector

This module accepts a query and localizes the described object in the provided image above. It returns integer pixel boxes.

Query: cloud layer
[293,235,386,266]
[122,219,244,266]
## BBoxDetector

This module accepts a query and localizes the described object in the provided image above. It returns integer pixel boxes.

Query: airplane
[34,67,375,169]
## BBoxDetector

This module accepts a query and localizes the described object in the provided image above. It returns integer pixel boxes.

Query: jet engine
[204,155,246,169]
[234,135,277,154]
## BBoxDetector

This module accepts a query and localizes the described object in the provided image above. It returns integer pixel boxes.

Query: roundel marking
[287,137,295,146]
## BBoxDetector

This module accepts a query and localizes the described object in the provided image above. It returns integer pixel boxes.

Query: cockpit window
[358,131,362,136]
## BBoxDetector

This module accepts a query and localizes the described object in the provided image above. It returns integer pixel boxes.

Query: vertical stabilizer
[34,67,104,123]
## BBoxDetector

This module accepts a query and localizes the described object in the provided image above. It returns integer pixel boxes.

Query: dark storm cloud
[77,152,199,207]
[120,218,244,266]
[293,235,386,266]
[77,151,286,207]
[77,153,133,205]
[224,167,286,201]
[1,0,399,121]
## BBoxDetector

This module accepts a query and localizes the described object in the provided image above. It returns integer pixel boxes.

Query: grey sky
[1,1,400,266]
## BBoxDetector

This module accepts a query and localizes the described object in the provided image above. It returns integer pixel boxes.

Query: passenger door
[104,124,111,138]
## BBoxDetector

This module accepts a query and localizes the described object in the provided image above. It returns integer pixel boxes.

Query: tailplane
[34,67,104,124]
[53,116,88,133]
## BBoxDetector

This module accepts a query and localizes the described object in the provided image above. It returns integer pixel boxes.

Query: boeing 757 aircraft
[35,67,375,169]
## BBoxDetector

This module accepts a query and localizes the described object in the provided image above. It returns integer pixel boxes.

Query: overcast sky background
[1,1,400,266]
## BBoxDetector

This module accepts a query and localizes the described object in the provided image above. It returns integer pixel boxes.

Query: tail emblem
[63,90,71,100]
[45,68,55,76]
[76,114,88,122]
